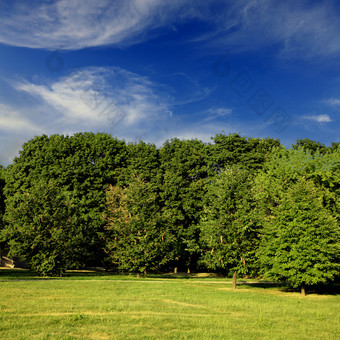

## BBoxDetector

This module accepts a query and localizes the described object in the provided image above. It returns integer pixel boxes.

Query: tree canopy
[1,132,338,291]
[259,177,340,295]
[105,175,174,275]
[200,167,261,287]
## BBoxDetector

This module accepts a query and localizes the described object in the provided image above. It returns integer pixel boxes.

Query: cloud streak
[14,66,170,132]
[202,0,340,59]
[0,66,174,165]
[0,0,189,50]
[302,114,333,123]
[324,98,340,107]
[0,103,41,133]
[1,0,340,61]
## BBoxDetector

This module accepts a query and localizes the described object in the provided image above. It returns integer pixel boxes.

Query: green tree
[254,146,340,294]
[0,165,6,256]
[104,175,174,276]
[0,165,5,228]
[159,138,210,272]
[118,141,161,188]
[254,146,340,222]
[210,132,281,172]
[1,179,77,276]
[200,167,261,288]
[3,133,127,268]
[292,138,327,155]
[330,142,340,151]
[259,177,340,295]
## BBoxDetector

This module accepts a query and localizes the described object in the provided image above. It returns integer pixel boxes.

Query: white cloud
[200,1,340,60]
[0,103,43,165]
[0,103,40,132]
[207,107,232,117]
[0,66,174,165]
[14,66,170,132]
[1,0,340,61]
[302,114,333,123]
[0,0,190,50]
[324,98,340,107]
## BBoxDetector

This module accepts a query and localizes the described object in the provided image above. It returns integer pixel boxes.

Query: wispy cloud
[0,103,43,165]
[0,0,190,50]
[323,98,340,107]
[197,107,232,124]
[195,1,340,60]
[14,66,170,132]
[302,114,333,123]
[1,0,340,61]
[0,103,40,133]
[0,66,174,165]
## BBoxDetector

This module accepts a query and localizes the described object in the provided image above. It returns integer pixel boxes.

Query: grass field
[0,269,339,339]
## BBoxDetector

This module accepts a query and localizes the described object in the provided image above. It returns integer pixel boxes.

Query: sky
[0,0,340,166]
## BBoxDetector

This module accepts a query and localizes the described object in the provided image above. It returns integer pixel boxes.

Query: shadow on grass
[1,268,339,295]
[238,281,340,296]
[284,284,340,296]
[145,272,227,279]
[0,268,37,279]
[237,282,285,289]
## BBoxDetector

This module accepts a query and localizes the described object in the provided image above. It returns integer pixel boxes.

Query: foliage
[0,165,5,228]
[0,165,6,257]
[119,141,161,187]
[105,175,174,274]
[254,146,340,217]
[3,133,127,268]
[292,138,327,155]
[259,177,340,291]
[200,167,261,278]
[159,138,210,271]
[1,179,78,276]
[1,131,339,283]
[210,132,281,172]
[254,146,340,291]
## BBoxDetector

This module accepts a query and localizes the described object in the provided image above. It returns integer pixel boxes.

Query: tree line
[0,132,339,294]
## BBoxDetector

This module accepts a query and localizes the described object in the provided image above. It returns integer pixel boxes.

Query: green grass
[0,269,339,339]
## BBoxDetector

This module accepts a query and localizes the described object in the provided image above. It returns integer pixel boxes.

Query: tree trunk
[174,267,177,274]
[187,268,190,274]
[301,285,306,296]
[232,271,237,290]
[137,273,140,278]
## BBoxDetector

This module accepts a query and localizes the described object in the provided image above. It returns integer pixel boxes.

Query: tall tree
[254,146,340,293]
[104,175,174,276]
[159,138,210,272]
[0,165,5,227]
[259,177,340,295]
[3,133,127,268]
[200,167,261,288]
[1,178,77,276]
[0,165,6,256]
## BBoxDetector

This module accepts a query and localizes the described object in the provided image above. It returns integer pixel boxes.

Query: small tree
[259,177,340,295]
[105,175,174,276]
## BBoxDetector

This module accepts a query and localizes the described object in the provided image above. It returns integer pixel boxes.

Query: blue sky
[0,0,340,165]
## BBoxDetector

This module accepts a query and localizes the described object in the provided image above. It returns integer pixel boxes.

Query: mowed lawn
[0,270,339,339]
